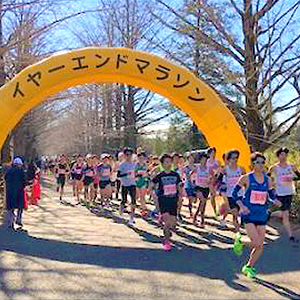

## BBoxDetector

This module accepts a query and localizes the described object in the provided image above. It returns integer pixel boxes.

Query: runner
[117,148,137,225]
[193,152,212,228]
[152,154,182,251]
[92,155,101,204]
[207,147,221,217]
[109,155,118,200]
[71,155,84,204]
[232,152,281,278]
[135,152,149,217]
[55,155,70,203]
[219,150,245,231]
[69,155,77,197]
[98,154,113,207]
[115,152,125,200]
[184,152,197,219]
[82,154,95,207]
[268,147,300,242]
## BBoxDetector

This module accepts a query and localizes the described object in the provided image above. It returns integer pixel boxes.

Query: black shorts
[228,197,240,210]
[74,173,83,181]
[99,180,111,189]
[94,183,99,189]
[57,175,66,187]
[84,176,94,187]
[158,197,178,216]
[111,181,116,187]
[194,186,210,199]
[277,195,293,211]
[121,185,136,205]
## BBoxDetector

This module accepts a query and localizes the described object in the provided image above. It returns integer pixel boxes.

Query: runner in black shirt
[152,154,182,252]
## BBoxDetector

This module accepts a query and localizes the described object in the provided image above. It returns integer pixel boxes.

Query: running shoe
[219,220,228,229]
[163,242,172,252]
[128,216,135,225]
[233,232,244,256]
[242,265,257,278]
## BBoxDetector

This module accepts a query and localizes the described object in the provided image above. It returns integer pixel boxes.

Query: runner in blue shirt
[232,152,281,278]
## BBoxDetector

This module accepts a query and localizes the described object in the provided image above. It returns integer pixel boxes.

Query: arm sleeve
[117,170,127,178]
[293,171,300,181]
[267,188,277,203]
[232,185,242,202]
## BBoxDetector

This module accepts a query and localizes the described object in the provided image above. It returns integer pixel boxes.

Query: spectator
[4,157,26,231]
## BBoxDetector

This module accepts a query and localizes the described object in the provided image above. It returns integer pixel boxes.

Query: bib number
[281,175,293,183]
[102,169,110,177]
[250,191,267,205]
[163,184,177,196]
[197,176,208,187]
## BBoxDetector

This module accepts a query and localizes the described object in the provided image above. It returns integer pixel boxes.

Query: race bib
[281,175,293,183]
[197,176,208,186]
[250,190,267,205]
[163,184,177,196]
[128,171,135,179]
[86,171,94,177]
[102,168,110,177]
[228,177,239,186]
[138,170,146,176]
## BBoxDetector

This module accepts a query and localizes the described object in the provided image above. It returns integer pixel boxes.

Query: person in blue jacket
[232,152,281,279]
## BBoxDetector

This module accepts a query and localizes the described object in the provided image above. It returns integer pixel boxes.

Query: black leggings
[121,186,136,206]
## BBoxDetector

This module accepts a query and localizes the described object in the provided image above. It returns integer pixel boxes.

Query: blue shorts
[185,187,196,197]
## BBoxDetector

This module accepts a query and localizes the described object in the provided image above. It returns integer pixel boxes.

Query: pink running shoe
[163,242,172,252]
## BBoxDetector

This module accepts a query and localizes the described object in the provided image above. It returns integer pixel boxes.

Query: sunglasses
[231,154,239,159]
[253,159,265,164]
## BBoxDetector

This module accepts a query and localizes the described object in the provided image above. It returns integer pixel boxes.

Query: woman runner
[207,147,221,217]
[72,155,84,204]
[135,152,149,217]
[55,155,70,203]
[98,154,113,207]
[82,154,96,207]
[268,147,300,242]
[193,152,213,228]
[232,152,281,278]
[152,154,182,251]
[219,150,245,231]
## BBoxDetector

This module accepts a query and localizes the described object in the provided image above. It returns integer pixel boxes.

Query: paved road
[0,176,300,300]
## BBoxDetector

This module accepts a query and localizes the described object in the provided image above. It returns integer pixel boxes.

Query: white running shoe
[128,217,135,225]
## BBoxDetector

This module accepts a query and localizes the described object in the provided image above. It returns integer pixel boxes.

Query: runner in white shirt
[268,147,300,242]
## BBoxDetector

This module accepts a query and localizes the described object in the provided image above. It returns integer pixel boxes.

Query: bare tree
[153,0,300,151]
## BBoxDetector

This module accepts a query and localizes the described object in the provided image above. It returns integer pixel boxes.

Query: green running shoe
[242,265,257,278]
[233,232,244,256]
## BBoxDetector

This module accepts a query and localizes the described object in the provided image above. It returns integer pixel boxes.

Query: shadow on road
[0,225,249,294]
[254,278,300,299]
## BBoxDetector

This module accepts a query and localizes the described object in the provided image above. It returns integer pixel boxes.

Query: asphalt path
[0,176,299,299]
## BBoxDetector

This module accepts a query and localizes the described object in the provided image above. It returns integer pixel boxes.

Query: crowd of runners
[43,146,299,279]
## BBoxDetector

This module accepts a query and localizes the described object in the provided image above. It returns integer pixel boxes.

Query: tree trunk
[124,85,137,149]
[243,0,267,152]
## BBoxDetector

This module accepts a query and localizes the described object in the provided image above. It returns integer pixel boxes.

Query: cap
[13,157,23,165]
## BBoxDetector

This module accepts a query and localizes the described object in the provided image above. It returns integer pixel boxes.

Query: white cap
[13,157,23,165]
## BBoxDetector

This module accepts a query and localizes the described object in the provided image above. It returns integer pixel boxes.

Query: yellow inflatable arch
[0,47,250,166]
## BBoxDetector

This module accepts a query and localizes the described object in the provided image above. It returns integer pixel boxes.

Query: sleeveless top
[274,163,295,196]
[243,172,270,223]
[224,165,243,197]
[196,164,210,188]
